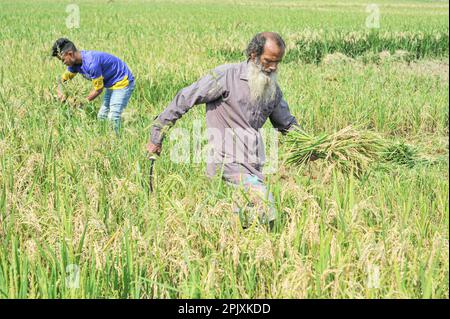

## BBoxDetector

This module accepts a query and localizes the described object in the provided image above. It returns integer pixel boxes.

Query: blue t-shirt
[67,50,134,89]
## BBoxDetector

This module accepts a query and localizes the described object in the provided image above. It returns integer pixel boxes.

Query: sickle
[149,155,156,194]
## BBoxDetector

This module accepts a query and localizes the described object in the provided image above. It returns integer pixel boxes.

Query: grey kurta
[150,61,298,183]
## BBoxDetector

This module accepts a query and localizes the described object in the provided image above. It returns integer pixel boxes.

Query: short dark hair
[51,38,77,57]
[245,32,286,59]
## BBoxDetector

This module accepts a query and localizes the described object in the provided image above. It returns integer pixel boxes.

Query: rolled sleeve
[62,69,77,81]
[150,68,227,145]
[269,92,299,134]
[92,76,104,91]
[88,58,104,90]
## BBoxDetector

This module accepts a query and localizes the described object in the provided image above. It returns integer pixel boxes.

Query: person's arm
[86,61,104,102]
[57,69,77,101]
[269,92,319,161]
[269,90,299,134]
[147,68,228,155]
[87,76,104,101]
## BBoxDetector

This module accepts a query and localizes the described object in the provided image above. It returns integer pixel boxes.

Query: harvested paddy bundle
[285,125,386,177]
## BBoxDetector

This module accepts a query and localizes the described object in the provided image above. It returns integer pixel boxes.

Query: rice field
[0,0,448,299]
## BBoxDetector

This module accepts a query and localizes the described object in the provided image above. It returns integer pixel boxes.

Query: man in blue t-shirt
[52,38,135,132]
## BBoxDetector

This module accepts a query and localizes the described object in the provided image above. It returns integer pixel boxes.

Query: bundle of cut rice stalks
[285,125,386,177]
[57,76,88,108]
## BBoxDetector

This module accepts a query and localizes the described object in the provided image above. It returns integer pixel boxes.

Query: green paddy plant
[287,29,449,64]
[381,141,432,168]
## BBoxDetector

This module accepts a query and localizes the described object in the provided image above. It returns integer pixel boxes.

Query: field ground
[0,0,448,298]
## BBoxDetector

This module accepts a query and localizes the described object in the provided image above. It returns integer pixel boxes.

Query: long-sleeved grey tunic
[150,61,298,183]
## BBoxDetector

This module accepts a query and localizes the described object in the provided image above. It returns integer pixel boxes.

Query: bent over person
[146,32,299,228]
[51,38,135,132]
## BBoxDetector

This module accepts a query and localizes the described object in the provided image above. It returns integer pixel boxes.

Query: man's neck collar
[239,61,249,81]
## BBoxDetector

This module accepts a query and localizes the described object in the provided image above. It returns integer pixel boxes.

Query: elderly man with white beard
[146,32,299,228]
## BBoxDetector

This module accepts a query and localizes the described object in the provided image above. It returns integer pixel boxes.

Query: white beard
[247,60,278,105]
